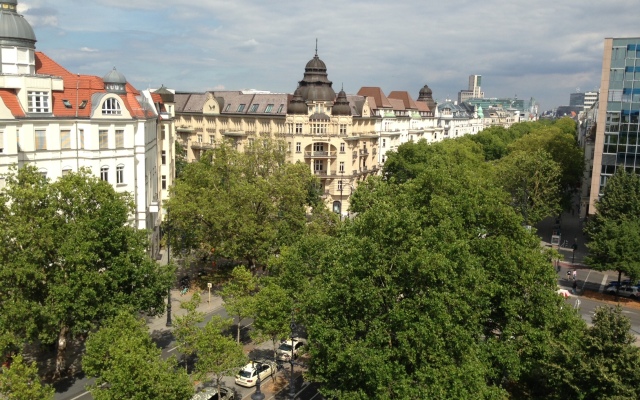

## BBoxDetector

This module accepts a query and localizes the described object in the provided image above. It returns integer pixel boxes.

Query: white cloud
[29,0,640,109]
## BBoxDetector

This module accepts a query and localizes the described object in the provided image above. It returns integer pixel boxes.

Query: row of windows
[291,142,348,153]
[224,103,285,113]
[100,165,126,184]
[32,129,126,150]
[26,91,123,115]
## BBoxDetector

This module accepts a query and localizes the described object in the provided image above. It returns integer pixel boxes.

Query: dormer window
[102,98,122,115]
[28,91,50,113]
[62,100,72,109]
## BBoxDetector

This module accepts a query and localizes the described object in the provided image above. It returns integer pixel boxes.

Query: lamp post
[166,208,172,327]
[287,314,304,400]
[251,361,265,400]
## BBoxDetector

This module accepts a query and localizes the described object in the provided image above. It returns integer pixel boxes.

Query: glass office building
[589,37,640,214]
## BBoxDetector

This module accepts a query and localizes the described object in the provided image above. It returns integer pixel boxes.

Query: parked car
[605,285,640,299]
[276,337,307,361]
[191,386,236,400]
[606,279,640,288]
[234,361,276,387]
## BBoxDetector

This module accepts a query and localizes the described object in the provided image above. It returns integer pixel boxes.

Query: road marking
[69,390,91,399]
[600,274,608,293]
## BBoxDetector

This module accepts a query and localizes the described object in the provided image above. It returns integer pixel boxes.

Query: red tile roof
[0,89,25,117]
[388,91,419,110]
[31,52,156,119]
[357,87,393,109]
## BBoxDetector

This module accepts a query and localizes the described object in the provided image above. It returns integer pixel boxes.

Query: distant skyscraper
[588,37,640,214]
[569,92,585,107]
[458,74,484,104]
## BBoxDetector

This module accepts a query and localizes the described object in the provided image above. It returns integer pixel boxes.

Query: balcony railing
[313,170,328,176]
[304,150,337,158]
[191,142,214,150]
[359,149,369,156]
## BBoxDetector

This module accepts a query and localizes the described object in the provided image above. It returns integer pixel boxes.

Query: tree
[507,124,584,205]
[0,166,172,377]
[252,281,292,360]
[573,306,640,399]
[220,266,258,343]
[192,316,247,398]
[495,149,563,225]
[0,354,54,400]
[173,293,245,396]
[383,138,485,183]
[586,170,640,284]
[83,312,193,400]
[173,292,205,363]
[166,140,323,267]
[274,162,581,398]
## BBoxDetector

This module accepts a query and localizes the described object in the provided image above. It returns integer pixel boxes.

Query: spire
[315,38,318,57]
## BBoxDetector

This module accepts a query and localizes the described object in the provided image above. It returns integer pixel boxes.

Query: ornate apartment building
[174,50,381,215]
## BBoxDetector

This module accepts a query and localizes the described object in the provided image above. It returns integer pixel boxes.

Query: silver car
[276,338,308,361]
[191,386,236,400]
[606,285,640,299]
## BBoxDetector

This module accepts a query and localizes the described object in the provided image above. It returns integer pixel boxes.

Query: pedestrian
[572,280,578,294]
[572,270,577,280]
[567,270,571,279]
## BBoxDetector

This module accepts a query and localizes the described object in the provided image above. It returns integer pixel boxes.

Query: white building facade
[0,0,165,255]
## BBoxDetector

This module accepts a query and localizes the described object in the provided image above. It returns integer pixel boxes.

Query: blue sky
[18,0,640,111]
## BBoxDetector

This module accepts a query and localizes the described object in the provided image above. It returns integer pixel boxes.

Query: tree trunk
[54,325,69,379]
[236,317,241,344]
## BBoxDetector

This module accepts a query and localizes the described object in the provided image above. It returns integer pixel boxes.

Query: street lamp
[287,314,305,400]
[166,208,172,327]
[251,361,265,400]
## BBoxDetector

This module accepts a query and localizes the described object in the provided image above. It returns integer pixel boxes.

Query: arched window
[102,98,122,115]
[116,164,124,184]
[100,166,109,181]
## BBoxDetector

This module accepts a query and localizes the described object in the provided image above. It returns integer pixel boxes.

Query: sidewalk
[536,195,588,266]
[146,288,225,333]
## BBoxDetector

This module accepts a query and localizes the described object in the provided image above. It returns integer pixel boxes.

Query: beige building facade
[174,52,378,216]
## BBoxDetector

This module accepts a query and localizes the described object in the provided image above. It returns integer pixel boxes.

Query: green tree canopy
[382,138,486,183]
[507,124,584,198]
[0,354,54,400]
[252,281,292,359]
[495,149,563,225]
[0,166,172,377]
[83,312,193,400]
[220,266,258,343]
[586,170,640,282]
[166,140,323,266]
[274,163,581,398]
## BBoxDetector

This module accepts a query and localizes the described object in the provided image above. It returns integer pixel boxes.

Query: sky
[17,0,640,111]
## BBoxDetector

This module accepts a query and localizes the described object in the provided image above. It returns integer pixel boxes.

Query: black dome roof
[287,87,307,115]
[296,50,336,103]
[332,88,351,116]
[417,84,436,110]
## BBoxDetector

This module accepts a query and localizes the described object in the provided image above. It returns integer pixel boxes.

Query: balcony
[304,150,337,158]
[220,129,247,137]
[359,149,369,156]
[191,142,214,150]
[313,170,328,177]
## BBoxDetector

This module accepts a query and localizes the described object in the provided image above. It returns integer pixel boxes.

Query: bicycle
[561,240,569,248]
